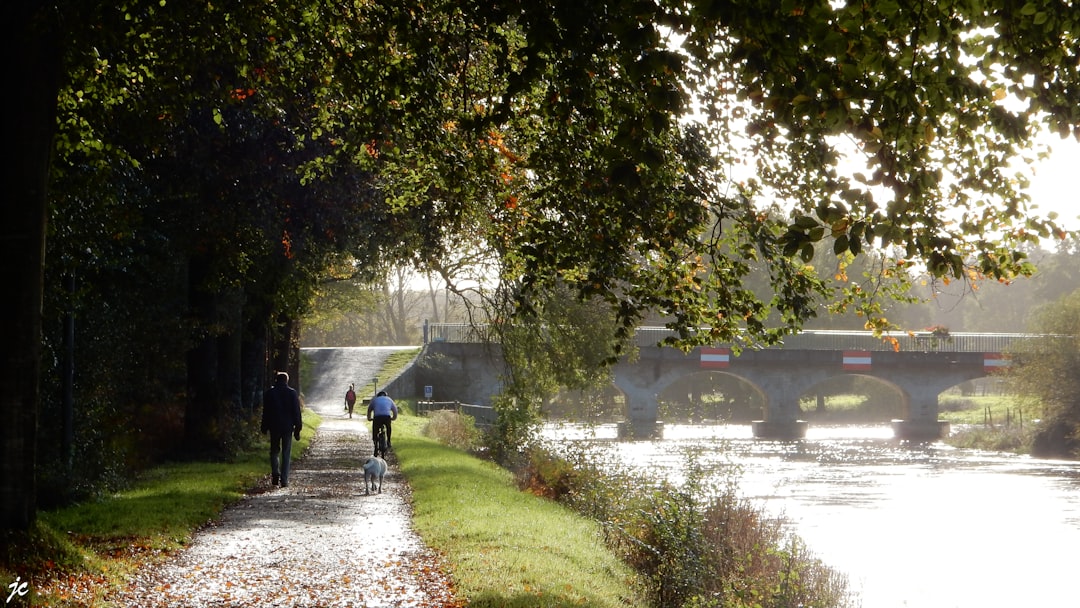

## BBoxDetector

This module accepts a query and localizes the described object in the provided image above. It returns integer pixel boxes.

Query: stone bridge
[402,325,1025,440]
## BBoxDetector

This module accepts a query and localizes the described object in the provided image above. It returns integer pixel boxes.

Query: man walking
[261,371,303,487]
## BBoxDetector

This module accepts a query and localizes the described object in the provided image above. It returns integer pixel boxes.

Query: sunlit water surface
[540,423,1080,608]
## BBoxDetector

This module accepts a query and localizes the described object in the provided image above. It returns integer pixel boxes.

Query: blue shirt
[369,395,397,417]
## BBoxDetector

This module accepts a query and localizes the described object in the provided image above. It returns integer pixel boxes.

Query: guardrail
[424,322,1036,353]
[414,400,497,427]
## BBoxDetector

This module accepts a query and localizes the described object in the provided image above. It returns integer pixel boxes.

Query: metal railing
[414,400,497,427]
[425,323,492,344]
[425,323,1037,353]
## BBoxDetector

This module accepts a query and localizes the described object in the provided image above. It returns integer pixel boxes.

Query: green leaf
[833,234,849,255]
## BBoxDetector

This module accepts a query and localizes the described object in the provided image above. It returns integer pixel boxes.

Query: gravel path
[109,347,460,607]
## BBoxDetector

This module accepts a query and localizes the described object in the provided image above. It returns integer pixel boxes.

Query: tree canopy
[5,0,1079,529]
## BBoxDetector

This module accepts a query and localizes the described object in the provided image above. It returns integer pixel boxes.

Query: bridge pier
[617,420,665,439]
[891,419,951,441]
[751,419,809,440]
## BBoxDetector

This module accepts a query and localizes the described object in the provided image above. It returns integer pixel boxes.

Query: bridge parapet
[633,327,1033,353]
[426,322,1034,353]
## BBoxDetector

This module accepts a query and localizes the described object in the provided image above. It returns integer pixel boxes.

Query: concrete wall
[392,342,506,406]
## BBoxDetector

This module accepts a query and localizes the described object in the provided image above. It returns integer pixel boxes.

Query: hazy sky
[1026,136,1080,231]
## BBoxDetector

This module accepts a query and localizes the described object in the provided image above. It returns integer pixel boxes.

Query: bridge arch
[655,370,767,423]
[799,374,908,423]
[544,385,627,422]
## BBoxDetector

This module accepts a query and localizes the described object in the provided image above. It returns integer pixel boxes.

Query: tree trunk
[271,313,301,393]
[1,4,62,531]
[426,275,441,324]
[62,274,76,474]
[216,288,243,419]
[184,256,222,456]
[241,313,270,413]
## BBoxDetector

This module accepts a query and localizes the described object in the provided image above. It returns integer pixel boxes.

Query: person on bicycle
[366,390,398,454]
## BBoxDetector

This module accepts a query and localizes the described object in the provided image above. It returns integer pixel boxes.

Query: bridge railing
[414,400,496,428]
[425,322,493,343]
[633,327,1035,352]
[426,322,1036,352]
[798,330,1036,352]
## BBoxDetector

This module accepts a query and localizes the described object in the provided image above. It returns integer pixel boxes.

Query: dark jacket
[261,378,302,436]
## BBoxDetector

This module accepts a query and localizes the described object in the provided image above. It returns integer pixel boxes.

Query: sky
[1025,135,1080,232]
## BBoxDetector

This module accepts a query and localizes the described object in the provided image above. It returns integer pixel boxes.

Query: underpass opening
[799,374,906,423]
[543,385,627,423]
[657,371,765,423]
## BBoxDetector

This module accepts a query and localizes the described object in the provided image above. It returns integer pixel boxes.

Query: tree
[8,0,1080,530]
[4,2,63,531]
[1009,288,1080,458]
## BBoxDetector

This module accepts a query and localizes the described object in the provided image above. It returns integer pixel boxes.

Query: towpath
[108,347,459,607]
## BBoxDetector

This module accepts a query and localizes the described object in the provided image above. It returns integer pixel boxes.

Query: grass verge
[380,348,421,386]
[0,409,320,607]
[394,413,645,608]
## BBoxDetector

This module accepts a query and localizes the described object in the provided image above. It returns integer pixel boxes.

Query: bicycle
[373,423,389,458]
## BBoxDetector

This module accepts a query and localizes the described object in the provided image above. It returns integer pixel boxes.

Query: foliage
[1008,287,1080,457]
[522,446,855,608]
[10,0,1080,529]
[485,286,635,460]
[879,238,1080,333]
[485,393,541,467]
[945,424,1034,453]
[421,410,482,452]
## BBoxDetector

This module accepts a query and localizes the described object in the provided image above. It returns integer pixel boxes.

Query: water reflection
[540,422,1080,608]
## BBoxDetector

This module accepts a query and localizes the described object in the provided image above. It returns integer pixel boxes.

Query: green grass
[44,409,320,549]
[395,413,644,608]
[937,393,1038,425]
[795,392,1040,427]
[382,347,421,383]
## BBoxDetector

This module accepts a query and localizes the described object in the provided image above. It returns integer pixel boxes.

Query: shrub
[522,446,858,608]
[947,424,1034,454]
[421,409,481,452]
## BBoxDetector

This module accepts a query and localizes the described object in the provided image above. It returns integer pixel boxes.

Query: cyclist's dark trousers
[372,415,392,448]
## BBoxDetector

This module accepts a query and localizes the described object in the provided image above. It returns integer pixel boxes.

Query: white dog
[362,456,387,495]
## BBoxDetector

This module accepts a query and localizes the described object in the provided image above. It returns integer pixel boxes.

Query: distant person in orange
[261,372,303,488]
[344,383,357,418]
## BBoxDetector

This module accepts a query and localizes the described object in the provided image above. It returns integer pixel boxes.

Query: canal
[541,423,1080,607]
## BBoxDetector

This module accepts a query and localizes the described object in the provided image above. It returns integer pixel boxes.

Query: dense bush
[421,410,482,452]
[521,446,857,608]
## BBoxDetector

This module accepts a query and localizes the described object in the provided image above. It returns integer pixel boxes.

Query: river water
[540,422,1080,608]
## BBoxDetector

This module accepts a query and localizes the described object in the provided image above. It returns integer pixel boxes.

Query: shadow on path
[109,347,459,607]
